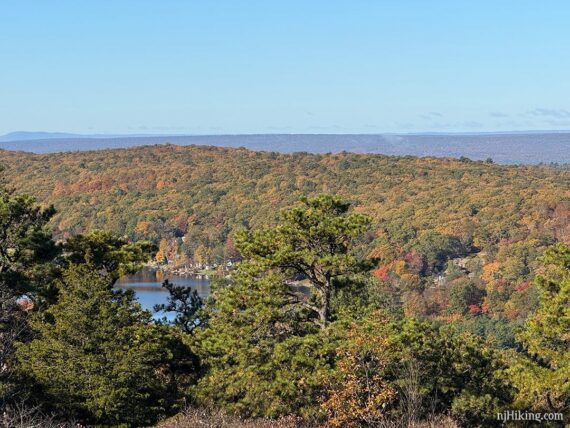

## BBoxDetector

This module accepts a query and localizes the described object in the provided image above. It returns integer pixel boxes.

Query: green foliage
[0,187,59,410]
[392,320,512,425]
[62,230,153,284]
[414,231,467,274]
[0,188,58,298]
[445,316,522,349]
[154,279,204,334]
[447,278,484,315]
[16,266,175,426]
[325,314,513,426]
[235,195,375,327]
[193,196,379,418]
[508,244,570,415]
[193,271,332,418]
[193,195,517,425]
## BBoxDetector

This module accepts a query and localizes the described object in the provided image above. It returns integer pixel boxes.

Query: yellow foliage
[482,261,500,283]
[322,315,396,427]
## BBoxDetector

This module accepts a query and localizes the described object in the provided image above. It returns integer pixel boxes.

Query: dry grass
[404,416,458,428]
[157,408,307,428]
[0,402,74,428]
[157,408,458,428]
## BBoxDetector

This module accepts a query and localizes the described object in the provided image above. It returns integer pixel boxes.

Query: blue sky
[1,1,570,135]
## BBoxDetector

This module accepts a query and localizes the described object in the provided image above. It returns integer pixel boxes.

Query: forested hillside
[1,144,567,254]
[2,188,569,426]
[0,144,568,340]
[1,153,568,425]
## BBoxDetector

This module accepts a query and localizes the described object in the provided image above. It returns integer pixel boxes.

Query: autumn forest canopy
[0,144,568,427]
[0,144,568,324]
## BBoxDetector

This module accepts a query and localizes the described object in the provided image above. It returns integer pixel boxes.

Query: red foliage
[373,265,390,282]
[514,281,530,293]
[468,304,482,315]
[404,249,423,273]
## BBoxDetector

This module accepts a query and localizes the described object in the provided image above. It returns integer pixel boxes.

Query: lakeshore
[115,268,211,314]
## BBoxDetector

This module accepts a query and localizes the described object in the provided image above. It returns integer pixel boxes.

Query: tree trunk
[318,279,331,328]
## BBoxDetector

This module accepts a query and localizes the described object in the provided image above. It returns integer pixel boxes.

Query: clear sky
[1,1,570,135]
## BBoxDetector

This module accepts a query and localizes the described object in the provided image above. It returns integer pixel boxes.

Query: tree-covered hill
[0,144,568,328]
[0,145,570,316]
[1,151,569,424]
[1,144,567,252]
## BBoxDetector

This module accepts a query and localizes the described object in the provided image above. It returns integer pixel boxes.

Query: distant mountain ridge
[0,131,82,142]
[0,131,161,142]
[1,132,569,164]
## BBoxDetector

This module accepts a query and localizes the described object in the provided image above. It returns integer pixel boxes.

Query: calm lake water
[115,268,211,315]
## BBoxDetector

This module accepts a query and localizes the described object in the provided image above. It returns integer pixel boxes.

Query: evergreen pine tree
[17,266,173,426]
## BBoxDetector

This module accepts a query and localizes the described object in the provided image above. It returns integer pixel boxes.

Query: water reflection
[115,268,211,314]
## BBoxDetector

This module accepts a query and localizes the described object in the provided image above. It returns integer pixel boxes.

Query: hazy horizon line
[4,129,570,140]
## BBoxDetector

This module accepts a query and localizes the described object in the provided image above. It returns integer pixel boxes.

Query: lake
[115,268,211,315]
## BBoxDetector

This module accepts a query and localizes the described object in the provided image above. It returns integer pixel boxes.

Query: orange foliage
[322,315,396,427]
[482,262,500,283]
[373,265,390,282]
